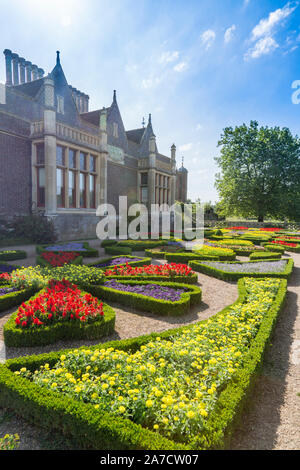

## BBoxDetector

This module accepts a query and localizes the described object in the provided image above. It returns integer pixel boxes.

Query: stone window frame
[32,140,100,212]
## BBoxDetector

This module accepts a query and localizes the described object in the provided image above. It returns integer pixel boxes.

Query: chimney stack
[11,53,19,85]
[31,64,38,80]
[3,49,12,86]
[37,67,45,79]
[19,58,26,84]
[25,61,32,82]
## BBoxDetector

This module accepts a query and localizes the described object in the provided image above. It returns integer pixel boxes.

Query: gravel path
[1,245,300,449]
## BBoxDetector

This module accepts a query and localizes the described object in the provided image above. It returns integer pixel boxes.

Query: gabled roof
[126,128,145,144]
[11,78,44,98]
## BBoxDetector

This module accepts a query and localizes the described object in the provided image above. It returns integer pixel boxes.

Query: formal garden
[0,223,299,450]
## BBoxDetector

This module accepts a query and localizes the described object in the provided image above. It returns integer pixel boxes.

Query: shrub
[104,246,132,256]
[249,251,281,261]
[0,250,27,261]
[10,214,57,244]
[0,286,37,313]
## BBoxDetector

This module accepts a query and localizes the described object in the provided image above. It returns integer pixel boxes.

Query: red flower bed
[225,226,248,230]
[0,273,11,282]
[15,279,104,328]
[272,240,297,247]
[260,228,281,232]
[104,262,193,278]
[41,251,80,267]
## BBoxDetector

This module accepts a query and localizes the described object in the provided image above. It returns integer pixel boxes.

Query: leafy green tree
[215,121,300,222]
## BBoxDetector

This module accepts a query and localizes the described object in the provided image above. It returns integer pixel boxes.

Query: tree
[215,121,300,222]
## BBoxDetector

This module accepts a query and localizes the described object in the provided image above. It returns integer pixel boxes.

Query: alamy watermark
[95,197,204,249]
[291,80,300,104]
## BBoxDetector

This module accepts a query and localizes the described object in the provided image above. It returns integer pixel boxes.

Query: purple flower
[104,280,186,301]
[0,286,19,296]
[45,243,87,252]
[94,257,142,268]
[0,264,16,273]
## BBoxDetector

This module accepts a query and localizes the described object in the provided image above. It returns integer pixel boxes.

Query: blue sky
[1,0,300,203]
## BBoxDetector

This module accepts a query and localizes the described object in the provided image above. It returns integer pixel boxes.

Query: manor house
[0,49,188,239]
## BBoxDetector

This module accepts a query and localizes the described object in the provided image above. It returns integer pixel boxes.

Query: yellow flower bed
[18,278,281,442]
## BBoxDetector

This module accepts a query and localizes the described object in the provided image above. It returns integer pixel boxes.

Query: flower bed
[37,252,83,267]
[189,259,293,281]
[7,265,106,292]
[4,280,115,347]
[270,240,300,252]
[0,277,287,450]
[87,280,202,316]
[104,263,198,284]
[0,250,27,261]
[36,242,98,258]
[88,255,151,269]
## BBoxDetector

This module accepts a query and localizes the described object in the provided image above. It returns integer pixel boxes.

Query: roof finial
[142,116,145,128]
[182,156,184,167]
[113,89,117,103]
[148,113,152,125]
[56,51,60,65]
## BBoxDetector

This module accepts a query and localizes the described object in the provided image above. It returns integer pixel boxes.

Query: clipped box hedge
[249,251,281,261]
[261,243,285,254]
[86,280,202,316]
[3,289,116,348]
[189,258,294,281]
[117,240,167,251]
[0,250,27,261]
[0,287,37,313]
[104,245,133,256]
[36,242,98,258]
[0,277,287,450]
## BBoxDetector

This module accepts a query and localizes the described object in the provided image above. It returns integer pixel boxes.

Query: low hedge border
[36,242,99,258]
[0,277,287,450]
[117,240,167,251]
[164,252,235,263]
[188,258,294,281]
[164,252,220,263]
[0,287,37,313]
[100,240,118,248]
[0,262,21,279]
[261,243,285,254]
[267,241,300,253]
[3,289,116,348]
[86,280,202,316]
[249,252,281,261]
[36,255,83,267]
[104,246,132,256]
[0,250,27,261]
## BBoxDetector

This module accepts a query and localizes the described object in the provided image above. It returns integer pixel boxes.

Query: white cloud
[251,2,297,41]
[245,36,279,60]
[200,29,216,50]
[224,25,236,44]
[179,143,193,152]
[244,2,298,60]
[141,77,162,89]
[159,51,179,64]
[173,61,188,72]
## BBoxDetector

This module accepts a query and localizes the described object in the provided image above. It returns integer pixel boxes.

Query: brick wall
[0,128,32,216]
